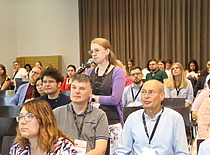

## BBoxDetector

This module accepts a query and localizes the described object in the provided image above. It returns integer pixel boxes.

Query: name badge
[142,147,157,155]
[74,139,87,155]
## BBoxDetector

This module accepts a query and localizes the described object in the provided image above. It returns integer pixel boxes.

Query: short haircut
[72,74,93,89]
[148,58,158,64]
[130,66,142,72]
[40,67,63,83]
[13,60,19,64]
[165,59,173,65]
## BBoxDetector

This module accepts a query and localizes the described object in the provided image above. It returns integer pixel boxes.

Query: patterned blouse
[9,137,78,155]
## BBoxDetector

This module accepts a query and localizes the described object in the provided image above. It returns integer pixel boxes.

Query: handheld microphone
[75,58,94,74]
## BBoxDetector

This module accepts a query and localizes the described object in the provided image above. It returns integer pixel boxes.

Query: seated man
[114,80,189,155]
[146,59,168,83]
[122,66,143,107]
[10,66,42,105]
[38,67,70,109]
[53,74,109,154]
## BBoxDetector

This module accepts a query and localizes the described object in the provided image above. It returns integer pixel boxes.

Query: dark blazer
[194,76,206,97]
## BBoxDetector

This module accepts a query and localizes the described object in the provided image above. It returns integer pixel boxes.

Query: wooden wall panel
[16,55,62,74]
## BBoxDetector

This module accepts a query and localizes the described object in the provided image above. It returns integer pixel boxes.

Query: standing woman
[0,64,11,90]
[9,99,77,154]
[60,65,76,91]
[164,62,194,107]
[87,38,126,154]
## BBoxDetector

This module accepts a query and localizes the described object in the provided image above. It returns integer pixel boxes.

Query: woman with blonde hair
[164,62,193,107]
[87,38,126,154]
[10,99,77,155]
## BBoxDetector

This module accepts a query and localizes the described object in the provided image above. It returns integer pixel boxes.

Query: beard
[29,78,35,85]
[133,78,141,84]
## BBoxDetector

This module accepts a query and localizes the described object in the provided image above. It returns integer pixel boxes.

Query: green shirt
[146,70,168,83]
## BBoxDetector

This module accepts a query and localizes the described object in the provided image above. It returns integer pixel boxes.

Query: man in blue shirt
[122,66,143,107]
[115,80,189,155]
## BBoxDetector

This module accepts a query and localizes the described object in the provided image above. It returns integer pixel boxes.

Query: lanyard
[176,88,181,96]
[72,106,88,139]
[142,107,164,144]
[131,84,142,102]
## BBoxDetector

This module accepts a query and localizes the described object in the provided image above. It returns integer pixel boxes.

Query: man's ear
[58,81,62,88]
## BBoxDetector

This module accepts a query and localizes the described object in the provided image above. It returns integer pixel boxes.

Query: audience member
[192,74,210,120]
[10,67,42,106]
[185,59,200,80]
[10,61,28,89]
[60,64,76,91]
[122,66,143,107]
[125,58,134,75]
[146,58,168,83]
[10,99,77,155]
[114,80,189,155]
[198,137,210,155]
[142,61,150,80]
[86,38,125,154]
[0,64,11,90]
[38,67,70,109]
[11,61,27,79]
[158,59,166,71]
[35,61,43,69]
[24,63,32,78]
[116,59,132,87]
[164,62,193,107]
[200,59,210,77]
[32,77,45,98]
[191,98,210,155]
[165,59,173,77]
[54,74,109,154]
[194,67,210,97]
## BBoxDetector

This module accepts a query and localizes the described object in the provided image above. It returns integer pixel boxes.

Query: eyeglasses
[141,90,158,96]
[130,73,141,76]
[16,113,35,122]
[31,71,40,75]
[88,48,105,55]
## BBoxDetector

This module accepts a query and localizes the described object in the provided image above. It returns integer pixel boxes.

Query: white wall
[0,0,17,74]
[0,0,80,75]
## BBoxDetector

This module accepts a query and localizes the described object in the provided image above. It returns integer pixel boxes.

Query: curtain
[78,0,210,70]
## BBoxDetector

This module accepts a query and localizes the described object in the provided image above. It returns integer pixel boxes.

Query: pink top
[198,98,210,138]
[192,89,210,111]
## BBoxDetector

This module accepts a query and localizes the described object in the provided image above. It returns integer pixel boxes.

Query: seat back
[123,106,144,122]
[162,98,185,108]
[0,90,15,106]
[1,136,15,155]
[0,106,20,153]
[61,91,71,97]
[170,107,191,143]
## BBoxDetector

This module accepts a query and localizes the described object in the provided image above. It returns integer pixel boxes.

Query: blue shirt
[198,138,210,155]
[122,83,143,107]
[114,107,189,155]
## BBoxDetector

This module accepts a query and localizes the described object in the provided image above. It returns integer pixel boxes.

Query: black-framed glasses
[130,73,141,76]
[16,113,35,122]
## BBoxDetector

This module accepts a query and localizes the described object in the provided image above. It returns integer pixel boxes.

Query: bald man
[115,80,189,155]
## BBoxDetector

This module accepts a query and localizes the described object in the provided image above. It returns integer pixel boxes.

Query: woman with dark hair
[60,64,76,91]
[0,64,11,90]
[185,59,200,80]
[158,59,166,71]
[33,77,45,98]
[126,58,134,75]
[10,99,77,154]
[24,64,32,78]
[87,38,126,154]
